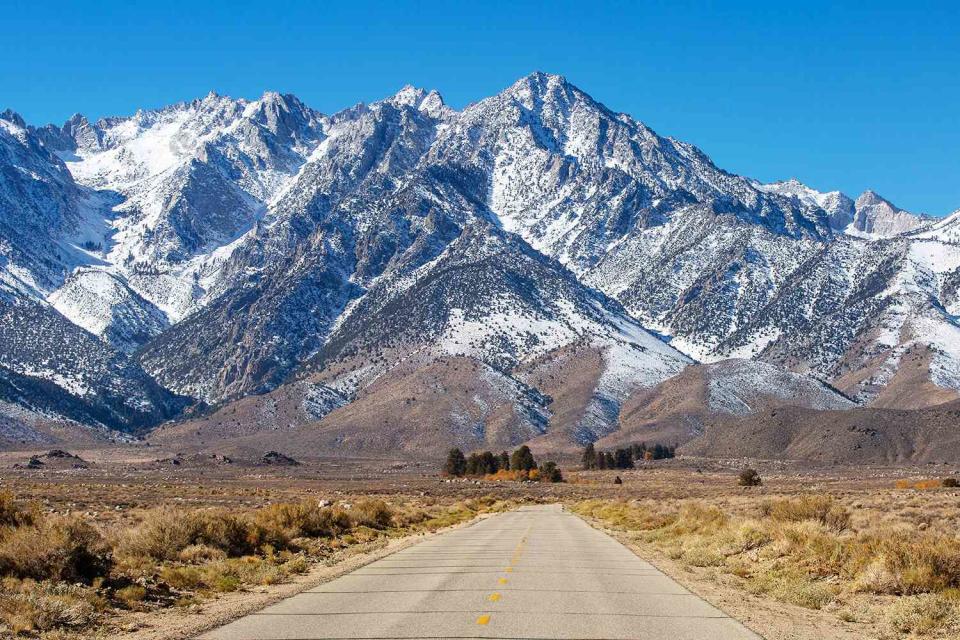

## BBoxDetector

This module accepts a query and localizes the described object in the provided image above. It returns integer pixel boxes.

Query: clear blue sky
[2,0,957,214]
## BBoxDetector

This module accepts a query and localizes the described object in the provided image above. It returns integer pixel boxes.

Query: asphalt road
[203,504,761,639]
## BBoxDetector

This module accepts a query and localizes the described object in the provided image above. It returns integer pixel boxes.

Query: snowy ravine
[1,72,959,441]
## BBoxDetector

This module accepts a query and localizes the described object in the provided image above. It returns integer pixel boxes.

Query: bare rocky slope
[682,400,960,464]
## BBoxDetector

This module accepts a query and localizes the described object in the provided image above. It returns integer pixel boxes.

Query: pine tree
[443,448,466,477]
[540,461,563,483]
[597,450,608,470]
[510,445,537,471]
[480,451,498,474]
[615,448,634,469]
[582,443,597,470]
[604,451,616,469]
[498,451,510,471]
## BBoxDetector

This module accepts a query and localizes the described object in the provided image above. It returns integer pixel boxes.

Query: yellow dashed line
[505,566,513,572]
[476,614,490,625]
[498,577,508,584]
[488,592,501,602]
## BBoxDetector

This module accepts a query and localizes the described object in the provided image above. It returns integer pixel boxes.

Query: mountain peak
[390,84,429,106]
[0,109,26,128]
[516,70,569,87]
[385,85,447,118]
[65,112,89,127]
[505,71,574,99]
[855,189,893,209]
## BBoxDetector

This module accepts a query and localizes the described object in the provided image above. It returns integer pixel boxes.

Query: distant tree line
[443,445,563,482]
[580,442,676,470]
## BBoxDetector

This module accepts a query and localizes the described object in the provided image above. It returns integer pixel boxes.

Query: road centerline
[202,504,762,640]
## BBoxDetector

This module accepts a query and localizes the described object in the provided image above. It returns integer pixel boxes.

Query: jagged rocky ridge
[1,73,958,451]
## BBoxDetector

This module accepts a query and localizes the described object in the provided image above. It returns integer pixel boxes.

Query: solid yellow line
[476,614,490,625]
[488,592,501,601]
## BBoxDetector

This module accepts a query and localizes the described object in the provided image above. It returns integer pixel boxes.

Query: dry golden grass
[573,495,960,637]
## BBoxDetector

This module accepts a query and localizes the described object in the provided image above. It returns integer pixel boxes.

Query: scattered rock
[45,449,78,459]
[259,451,300,466]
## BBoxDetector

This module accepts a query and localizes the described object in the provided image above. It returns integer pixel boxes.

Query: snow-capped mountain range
[2,73,958,452]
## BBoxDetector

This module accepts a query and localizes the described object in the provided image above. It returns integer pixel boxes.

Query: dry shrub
[350,499,393,529]
[852,558,898,594]
[0,516,111,583]
[748,567,837,610]
[575,499,675,531]
[874,532,960,594]
[118,508,255,562]
[778,521,849,577]
[738,469,762,487]
[254,501,352,542]
[485,469,527,481]
[0,491,38,529]
[682,543,726,567]
[392,505,430,527]
[726,521,772,553]
[887,594,957,635]
[160,555,306,593]
[896,479,945,490]
[760,496,850,532]
[0,579,105,633]
[177,544,227,565]
[669,503,728,536]
[114,585,147,609]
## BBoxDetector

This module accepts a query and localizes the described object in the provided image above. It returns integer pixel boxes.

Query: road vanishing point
[203,504,761,639]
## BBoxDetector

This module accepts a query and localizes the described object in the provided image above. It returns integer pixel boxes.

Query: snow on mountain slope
[301,222,690,440]
[138,88,457,402]
[755,179,855,230]
[49,268,168,353]
[908,209,960,243]
[427,73,830,277]
[3,73,960,450]
[28,91,329,324]
[704,359,855,415]
[757,179,929,240]
[0,110,108,298]
[0,296,185,431]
